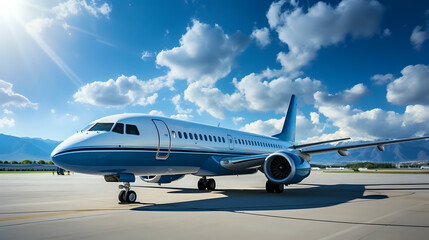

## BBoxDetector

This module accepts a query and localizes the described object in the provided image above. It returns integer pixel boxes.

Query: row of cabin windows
[171,130,282,149]
[171,131,226,143]
[88,122,140,135]
[234,138,281,149]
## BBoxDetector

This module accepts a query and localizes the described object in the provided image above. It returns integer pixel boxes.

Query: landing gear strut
[266,181,284,193]
[197,177,216,191]
[118,182,137,203]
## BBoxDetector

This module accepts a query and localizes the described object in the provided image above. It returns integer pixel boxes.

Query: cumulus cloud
[310,112,319,124]
[170,113,193,121]
[371,73,394,85]
[148,110,164,116]
[240,114,323,140]
[73,75,173,107]
[170,94,193,120]
[251,27,271,47]
[308,103,429,142]
[0,80,38,109]
[156,20,250,85]
[386,64,429,105]
[141,51,153,61]
[3,109,13,115]
[410,25,429,50]
[232,116,244,125]
[234,71,322,112]
[0,117,15,128]
[26,0,111,35]
[268,0,384,72]
[314,83,370,106]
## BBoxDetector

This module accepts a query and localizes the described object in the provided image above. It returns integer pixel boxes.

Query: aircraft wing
[300,136,429,155]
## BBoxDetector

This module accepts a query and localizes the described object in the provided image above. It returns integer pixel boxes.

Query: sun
[0,0,24,20]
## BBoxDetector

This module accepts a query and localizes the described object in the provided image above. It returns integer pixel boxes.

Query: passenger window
[194,133,198,140]
[126,124,140,135]
[214,136,217,142]
[204,135,208,141]
[184,132,188,139]
[218,136,221,142]
[178,131,182,138]
[89,123,114,132]
[234,139,237,144]
[189,133,193,140]
[209,135,212,141]
[172,131,176,138]
[222,137,225,143]
[199,134,203,140]
[112,123,124,134]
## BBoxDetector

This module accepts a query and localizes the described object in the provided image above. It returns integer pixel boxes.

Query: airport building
[395,160,429,169]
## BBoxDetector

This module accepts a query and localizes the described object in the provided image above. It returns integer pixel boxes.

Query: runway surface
[0,171,429,240]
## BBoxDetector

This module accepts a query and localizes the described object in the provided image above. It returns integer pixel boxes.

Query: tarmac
[0,171,429,240]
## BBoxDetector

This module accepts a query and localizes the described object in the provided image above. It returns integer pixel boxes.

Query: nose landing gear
[118,182,137,203]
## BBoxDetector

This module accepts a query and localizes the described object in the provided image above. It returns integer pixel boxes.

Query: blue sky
[1,0,429,142]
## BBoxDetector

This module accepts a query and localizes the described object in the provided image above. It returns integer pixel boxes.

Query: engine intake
[140,174,185,184]
[263,152,296,184]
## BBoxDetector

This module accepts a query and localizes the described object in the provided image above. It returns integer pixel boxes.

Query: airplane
[51,95,429,203]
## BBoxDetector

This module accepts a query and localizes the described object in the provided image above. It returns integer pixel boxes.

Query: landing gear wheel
[198,178,207,190]
[206,179,216,191]
[266,181,275,193]
[274,183,284,193]
[118,190,126,203]
[126,190,137,203]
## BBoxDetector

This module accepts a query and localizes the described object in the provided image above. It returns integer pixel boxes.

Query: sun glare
[0,0,23,20]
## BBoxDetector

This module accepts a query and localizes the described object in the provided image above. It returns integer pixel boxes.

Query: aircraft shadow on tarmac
[131,184,390,212]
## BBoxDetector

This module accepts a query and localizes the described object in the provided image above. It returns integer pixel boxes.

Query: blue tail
[272,94,296,142]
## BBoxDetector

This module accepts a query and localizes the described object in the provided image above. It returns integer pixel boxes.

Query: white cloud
[73,75,173,107]
[65,113,79,122]
[232,116,244,125]
[314,83,370,106]
[268,0,384,72]
[148,110,164,116]
[251,27,271,47]
[53,0,111,19]
[25,18,53,35]
[0,117,15,128]
[3,109,13,115]
[240,114,322,140]
[156,20,250,85]
[171,94,192,114]
[170,113,193,121]
[0,80,38,109]
[371,73,394,85]
[234,72,322,112]
[50,109,56,114]
[410,25,428,50]
[141,51,153,61]
[184,82,244,119]
[310,112,319,124]
[386,64,429,105]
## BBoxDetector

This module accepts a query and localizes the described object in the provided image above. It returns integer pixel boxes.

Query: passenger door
[152,119,171,160]
[227,134,234,150]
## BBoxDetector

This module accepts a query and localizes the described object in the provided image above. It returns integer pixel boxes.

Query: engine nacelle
[263,151,311,185]
[140,174,185,184]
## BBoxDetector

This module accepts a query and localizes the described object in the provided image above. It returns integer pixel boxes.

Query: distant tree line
[0,160,54,165]
[311,162,395,169]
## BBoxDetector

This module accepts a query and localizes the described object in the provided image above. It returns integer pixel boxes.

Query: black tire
[274,183,284,193]
[198,178,207,190]
[118,190,126,203]
[206,179,216,191]
[266,181,275,193]
[126,190,137,203]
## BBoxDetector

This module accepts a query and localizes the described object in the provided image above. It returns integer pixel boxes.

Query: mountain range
[0,133,428,164]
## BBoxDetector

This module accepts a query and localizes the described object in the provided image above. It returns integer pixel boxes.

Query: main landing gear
[265,181,284,193]
[197,177,216,191]
[118,182,137,203]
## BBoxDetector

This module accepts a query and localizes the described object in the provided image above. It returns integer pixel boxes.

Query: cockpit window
[112,123,124,134]
[81,124,94,131]
[88,123,114,132]
[126,124,140,135]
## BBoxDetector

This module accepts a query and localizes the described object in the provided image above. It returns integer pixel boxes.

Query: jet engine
[140,174,185,184]
[263,151,311,185]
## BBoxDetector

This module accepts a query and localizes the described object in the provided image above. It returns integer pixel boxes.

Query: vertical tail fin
[272,94,296,142]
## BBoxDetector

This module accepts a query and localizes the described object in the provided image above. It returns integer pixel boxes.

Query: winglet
[272,94,296,142]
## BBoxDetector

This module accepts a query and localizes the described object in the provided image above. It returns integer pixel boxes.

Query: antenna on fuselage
[217,122,221,127]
